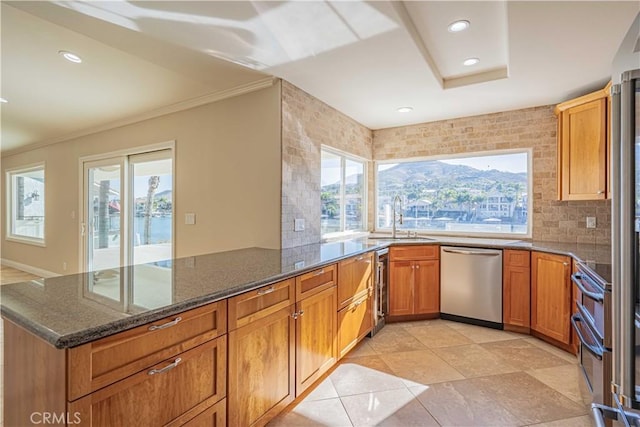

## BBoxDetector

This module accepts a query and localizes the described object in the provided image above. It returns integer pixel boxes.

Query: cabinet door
[388,261,414,316]
[337,293,373,359]
[414,260,440,314]
[69,336,226,427]
[296,286,337,396]
[503,265,531,328]
[228,306,295,427]
[337,253,373,309]
[560,98,607,200]
[531,252,572,344]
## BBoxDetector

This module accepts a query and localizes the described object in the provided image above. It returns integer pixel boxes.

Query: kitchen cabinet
[228,279,296,427]
[555,83,610,200]
[503,250,531,332]
[337,254,374,358]
[531,251,573,346]
[5,300,228,427]
[337,253,373,309]
[294,266,337,396]
[388,245,440,318]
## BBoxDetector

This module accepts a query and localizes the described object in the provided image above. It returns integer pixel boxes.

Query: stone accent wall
[373,106,611,244]
[281,81,373,248]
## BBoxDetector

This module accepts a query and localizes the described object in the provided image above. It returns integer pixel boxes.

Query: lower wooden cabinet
[295,286,337,396]
[531,251,572,345]
[228,305,295,427]
[337,292,372,358]
[503,250,531,331]
[389,258,439,317]
[69,336,227,427]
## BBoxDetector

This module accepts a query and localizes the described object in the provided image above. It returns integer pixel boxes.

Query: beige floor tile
[523,337,579,364]
[267,398,353,427]
[379,349,465,386]
[526,414,595,427]
[329,356,405,397]
[526,364,592,405]
[481,339,572,370]
[469,372,588,425]
[304,377,340,401]
[343,339,377,359]
[409,381,523,426]
[404,323,474,348]
[366,326,428,354]
[340,388,439,427]
[445,322,523,343]
[431,344,521,378]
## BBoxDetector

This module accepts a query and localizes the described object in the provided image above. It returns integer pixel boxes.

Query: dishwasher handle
[442,248,501,256]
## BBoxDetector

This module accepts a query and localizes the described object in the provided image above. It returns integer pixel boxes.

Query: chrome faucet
[392,195,403,238]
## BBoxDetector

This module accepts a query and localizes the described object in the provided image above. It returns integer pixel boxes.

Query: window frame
[375,148,533,239]
[321,146,368,239]
[5,162,46,246]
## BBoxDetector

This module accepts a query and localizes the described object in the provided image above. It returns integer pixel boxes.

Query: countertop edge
[1,240,609,348]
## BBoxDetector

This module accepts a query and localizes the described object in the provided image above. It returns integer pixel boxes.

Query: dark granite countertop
[1,237,610,349]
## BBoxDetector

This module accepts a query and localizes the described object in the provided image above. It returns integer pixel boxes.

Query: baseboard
[1,258,60,278]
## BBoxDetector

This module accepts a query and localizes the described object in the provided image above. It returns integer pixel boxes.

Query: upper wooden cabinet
[531,251,572,346]
[555,83,610,200]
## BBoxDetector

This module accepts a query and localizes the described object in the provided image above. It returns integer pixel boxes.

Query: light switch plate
[294,218,305,232]
[185,213,196,225]
[586,217,596,229]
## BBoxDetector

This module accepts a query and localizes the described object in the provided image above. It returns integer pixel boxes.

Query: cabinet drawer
[504,250,530,268]
[68,300,227,401]
[171,398,226,427]
[228,279,295,330]
[337,253,373,309]
[295,264,337,301]
[69,335,227,427]
[390,245,439,261]
[337,292,372,359]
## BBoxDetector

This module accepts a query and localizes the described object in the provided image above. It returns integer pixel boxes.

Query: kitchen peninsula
[2,237,610,426]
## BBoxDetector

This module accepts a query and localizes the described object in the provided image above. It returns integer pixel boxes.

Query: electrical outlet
[294,261,305,269]
[294,218,305,232]
[586,216,596,229]
[62,262,67,271]
[185,213,196,225]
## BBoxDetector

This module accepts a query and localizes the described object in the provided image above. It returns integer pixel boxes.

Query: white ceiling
[2,1,639,154]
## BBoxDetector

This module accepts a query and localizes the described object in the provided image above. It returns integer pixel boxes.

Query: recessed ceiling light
[448,20,470,32]
[0,98,7,103]
[463,57,480,66]
[396,107,413,113]
[59,50,82,63]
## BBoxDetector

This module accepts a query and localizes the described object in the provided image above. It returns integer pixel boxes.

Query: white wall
[1,83,282,274]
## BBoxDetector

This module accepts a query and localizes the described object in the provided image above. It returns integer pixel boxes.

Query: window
[6,163,45,245]
[376,150,531,237]
[321,148,366,236]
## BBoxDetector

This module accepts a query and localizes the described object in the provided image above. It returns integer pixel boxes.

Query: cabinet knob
[597,190,604,194]
[563,262,569,267]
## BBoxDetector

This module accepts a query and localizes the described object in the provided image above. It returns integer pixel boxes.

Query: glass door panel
[129,150,173,309]
[84,160,124,303]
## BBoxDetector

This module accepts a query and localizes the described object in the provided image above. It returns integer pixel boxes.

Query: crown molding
[2,77,277,157]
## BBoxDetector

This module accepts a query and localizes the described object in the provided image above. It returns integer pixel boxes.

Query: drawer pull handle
[292,310,304,319]
[257,286,275,296]
[148,358,181,376]
[148,317,182,331]
[313,269,325,276]
[356,256,364,261]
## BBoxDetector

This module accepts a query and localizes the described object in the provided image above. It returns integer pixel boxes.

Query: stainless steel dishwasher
[440,246,503,328]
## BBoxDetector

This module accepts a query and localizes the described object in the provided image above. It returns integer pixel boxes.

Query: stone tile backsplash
[281,81,610,248]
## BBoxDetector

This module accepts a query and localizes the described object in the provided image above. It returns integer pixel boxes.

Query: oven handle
[571,273,604,303]
[571,313,604,360]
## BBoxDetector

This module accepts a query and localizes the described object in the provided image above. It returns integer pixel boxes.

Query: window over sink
[376,149,532,238]
[321,147,367,237]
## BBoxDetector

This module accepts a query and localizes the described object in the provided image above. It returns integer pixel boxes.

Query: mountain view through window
[377,151,530,236]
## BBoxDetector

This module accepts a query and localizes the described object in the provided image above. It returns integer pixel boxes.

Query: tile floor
[269,319,594,427]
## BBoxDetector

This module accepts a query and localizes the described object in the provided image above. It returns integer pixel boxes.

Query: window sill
[6,236,46,247]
